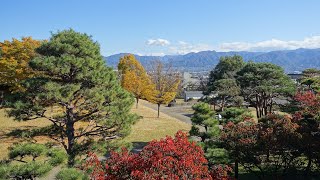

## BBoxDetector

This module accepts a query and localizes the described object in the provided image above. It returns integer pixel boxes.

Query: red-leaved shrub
[85,131,233,180]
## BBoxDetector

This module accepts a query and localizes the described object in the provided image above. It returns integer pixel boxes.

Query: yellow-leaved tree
[118,54,154,108]
[148,60,181,118]
[0,37,41,92]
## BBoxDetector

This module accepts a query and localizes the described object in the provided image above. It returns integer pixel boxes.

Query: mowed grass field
[0,103,191,160]
[124,104,191,143]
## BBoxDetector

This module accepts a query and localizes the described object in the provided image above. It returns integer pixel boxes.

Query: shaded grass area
[0,108,53,160]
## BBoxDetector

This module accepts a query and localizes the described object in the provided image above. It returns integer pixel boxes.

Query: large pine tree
[7,29,137,166]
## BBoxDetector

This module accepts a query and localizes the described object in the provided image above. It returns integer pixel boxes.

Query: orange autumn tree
[0,37,41,92]
[118,54,154,108]
[148,60,180,118]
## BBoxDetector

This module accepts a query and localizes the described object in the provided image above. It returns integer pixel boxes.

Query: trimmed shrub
[9,162,52,179]
[47,149,67,166]
[9,143,46,160]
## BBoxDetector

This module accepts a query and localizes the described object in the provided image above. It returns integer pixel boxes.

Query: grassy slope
[124,104,191,143]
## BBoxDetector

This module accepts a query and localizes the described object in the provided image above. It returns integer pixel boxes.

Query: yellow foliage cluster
[118,54,154,107]
[118,55,180,111]
[0,37,41,91]
[147,60,181,106]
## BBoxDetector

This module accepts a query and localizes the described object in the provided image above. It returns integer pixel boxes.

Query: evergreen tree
[300,68,320,93]
[206,55,244,110]
[7,29,137,166]
[189,102,228,166]
[237,62,295,118]
[190,103,220,145]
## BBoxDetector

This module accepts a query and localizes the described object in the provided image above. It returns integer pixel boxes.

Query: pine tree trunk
[157,104,160,118]
[235,155,239,179]
[269,98,273,114]
[221,96,226,111]
[66,108,76,167]
[256,94,260,119]
[136,98,139,109]
[306,156,312,176]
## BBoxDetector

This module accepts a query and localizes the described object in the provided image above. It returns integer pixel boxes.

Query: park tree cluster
[206,55,296,118]
[118,56,181,118]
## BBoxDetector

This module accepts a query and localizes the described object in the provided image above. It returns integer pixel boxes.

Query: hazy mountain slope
[104,48,320,72]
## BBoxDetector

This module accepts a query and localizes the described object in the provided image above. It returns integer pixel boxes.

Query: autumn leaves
[118,55,180,117]
[0,37,41,92]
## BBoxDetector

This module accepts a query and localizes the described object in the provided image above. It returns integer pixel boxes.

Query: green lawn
[123,103,191,143]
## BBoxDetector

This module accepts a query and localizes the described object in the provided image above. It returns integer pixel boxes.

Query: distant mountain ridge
[104,48,320,73]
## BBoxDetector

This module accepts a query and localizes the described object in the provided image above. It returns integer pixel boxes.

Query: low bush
[56,168,88,180]
[47,149,67,166]
[6,162,52,179]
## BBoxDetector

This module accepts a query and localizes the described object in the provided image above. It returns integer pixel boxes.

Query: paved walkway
[38,165,61,180]
[140,100,193,124]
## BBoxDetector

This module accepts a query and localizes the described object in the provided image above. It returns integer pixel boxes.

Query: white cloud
[147,52,166,56]
[219,36,320,51]
[142,36,320,56]
[169,41,213,54]
[146,38,170,46]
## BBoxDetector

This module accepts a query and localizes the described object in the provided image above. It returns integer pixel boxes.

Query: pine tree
[237,62,296,118]
[189,102,220,145]
[206,55,244,110]
[7,29,137,166]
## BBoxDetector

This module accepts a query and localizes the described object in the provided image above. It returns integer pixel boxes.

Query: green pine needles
[7,29,138,166]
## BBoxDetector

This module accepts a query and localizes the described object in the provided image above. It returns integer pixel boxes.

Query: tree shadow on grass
[182,113,193,118]
[5,125,58,139]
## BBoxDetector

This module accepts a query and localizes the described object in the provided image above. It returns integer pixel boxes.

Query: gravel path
[38,165,62,180]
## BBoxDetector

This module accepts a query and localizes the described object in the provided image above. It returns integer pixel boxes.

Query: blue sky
[2,0,320,56]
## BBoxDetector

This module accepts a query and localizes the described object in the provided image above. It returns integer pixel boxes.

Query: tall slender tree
[7,29,137,166]
[147,60,180,118]
[118,54,154,108]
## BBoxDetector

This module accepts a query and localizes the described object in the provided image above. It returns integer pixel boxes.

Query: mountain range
[104,48,320,73]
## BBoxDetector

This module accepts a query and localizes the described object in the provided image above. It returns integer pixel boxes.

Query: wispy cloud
[219,36,320,51]
[146,38,170,46]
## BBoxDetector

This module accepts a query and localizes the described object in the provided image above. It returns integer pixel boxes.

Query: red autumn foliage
[293,91,320,120]
[210,165,234,180]
[84,131,233,180]
[221,119,258,148]
[292,91,320,173]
